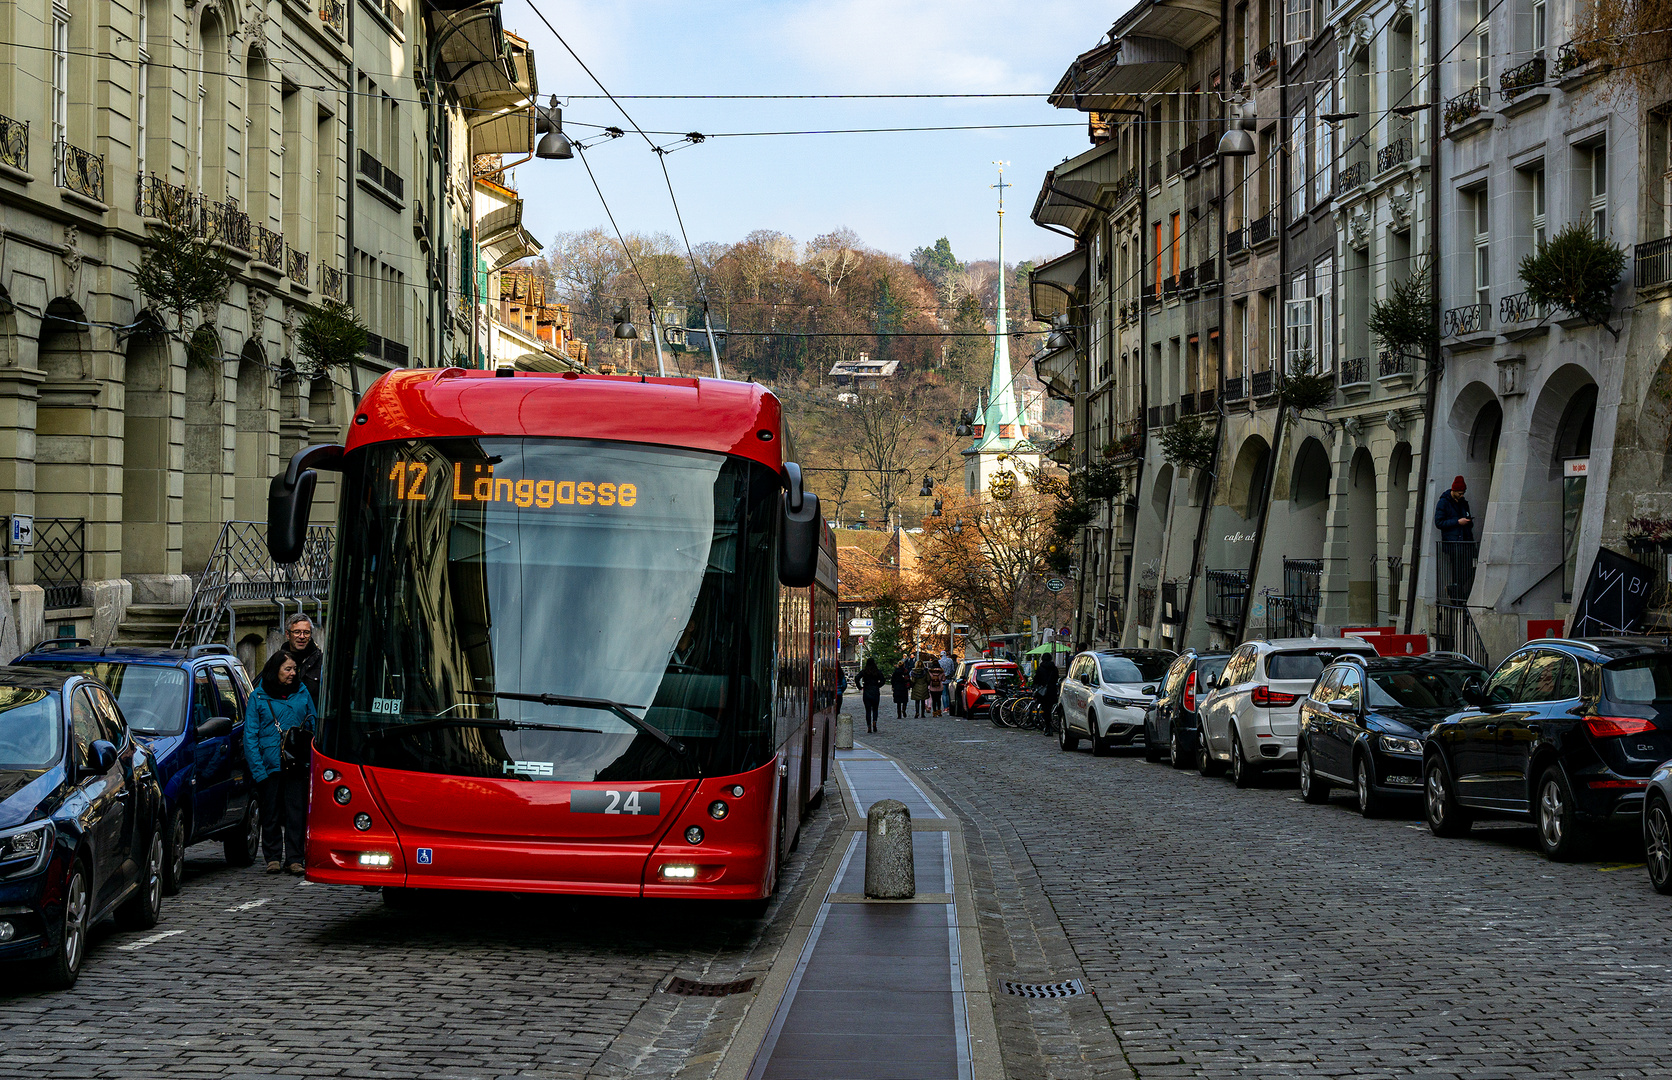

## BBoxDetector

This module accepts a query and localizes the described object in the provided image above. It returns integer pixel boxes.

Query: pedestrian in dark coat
[911,665,930,717]
[858,658,885,733]
[927,663,945,717]
[243,652,317,876]
[281,614,324,707]
[1434,476,1475,543]
[891,662,910,718]
[1035,653,1060,706]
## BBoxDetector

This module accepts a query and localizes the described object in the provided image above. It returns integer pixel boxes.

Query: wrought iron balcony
[358,149,381,182]
[1338,159,1366,193]
[55,139,104,203]
[34,518,85,611]
[1227,227,1245,255]
[1163,275,1179,299]
[1149,161,1161,188]
[1178,266,1196,292]
[384,341,409,366]
[1254,43,1277,72]
[1443,86,1489,134]
[319,0,345,34]
[1638,235,1672,290]
[206,199,250,250]
[1161,403,1177,427]
[253,225,284,267]
[1339,356,1368,385]
[1378,348,1413,377]
[1224,376,1246,402]
[1230,66,1246,91]
[1135,585,1157,626]
[1250,213,1273,245]
[0,113,26,173]
[1499,290,1551,323]
[1376,138,1412,173]
[1180,141,1199,173]
[381,0,404,31]
[1179,392,1196,417]
[320,263,345,301]
[381,165,403,200]
[1166,149,1181,177]
[135,174,194,228]
[1197,132,1220,166]
[1555,40,1601,77]
[1442,301,1489,337]
[286,245,309,284]
[1198,257,1218,287]
[1113,167,1140,205]
[1197,387,1216,415]
[1205,568,1248,624]
[1284,558,1323,617]
[1147,405,1161,429]
[1250,369,1275,398]
[1500,55,1546,99]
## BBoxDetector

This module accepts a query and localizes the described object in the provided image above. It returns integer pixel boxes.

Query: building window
[1264,288,1279,369]
[136,4,148,178]
[1170,212,1181,280]
[1153,221,1163,295]
[1232,298,1248,377]
[1588,142,1608,238]
[51,4,69,149]
[1265,129,1280,215]
[1473,0,1491,89]
[1313,85,1333,206]
[1470,186,1490,312]
[1285,270,1313,374]
[1290,103,1307,220]
[1315,256,1335,371]
[1532,0,1546,58]
[1530,165,1546,249]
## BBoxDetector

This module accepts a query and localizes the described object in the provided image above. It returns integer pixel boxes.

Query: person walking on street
[927,662,944,717]
[911,664,929,717]
[243,652,318,875]
[836,664,848,715]
[891,661,910,719]
[858,658,884,733]
[939,651,956,713]
[1435,476,1477,601]
[1034,651,1060,717]
[282,614,323,707]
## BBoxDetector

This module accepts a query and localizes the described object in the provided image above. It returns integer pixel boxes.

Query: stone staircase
[112,604,189,648]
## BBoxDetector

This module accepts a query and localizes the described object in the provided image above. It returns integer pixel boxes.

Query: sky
[499,0,1122,269]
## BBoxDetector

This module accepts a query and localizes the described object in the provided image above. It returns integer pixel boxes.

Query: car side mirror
[1142,684,1156,695]
[197,715,234,739]
[268,444,344,563]
[779,462,821,588]
[1327,698,1359,716]
[85,739,118,776]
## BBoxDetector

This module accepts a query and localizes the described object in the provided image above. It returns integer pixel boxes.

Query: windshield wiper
[363,717,610,741]
[493,692,696,770]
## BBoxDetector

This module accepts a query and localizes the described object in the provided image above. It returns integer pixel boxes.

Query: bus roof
[349,369,785,471]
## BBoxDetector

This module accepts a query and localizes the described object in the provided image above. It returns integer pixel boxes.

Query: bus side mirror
[779,461,820,588]
[268,444,344,563]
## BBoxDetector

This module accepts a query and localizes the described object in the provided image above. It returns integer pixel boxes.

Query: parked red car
[951,661,1024,718]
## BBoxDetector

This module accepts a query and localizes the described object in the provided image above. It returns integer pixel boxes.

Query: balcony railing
[35,518,85,611]
[1181,141,1199,173]
[1224,375,1246,402]
[55,139,104,203]
[1378,348,1413,378]
[206,199,250,250]
[1338,159,1366,193]
[1149,161,1161,188]
[381,166,404,200]
[1135,585,1158,627]
[319,0,345,34]
[1284,558,1323,618]
[1179,392,1196,417]
[1178,266,1196,292]
[1637,235,1672,290]
[1264,595,1306,639]
[1340,356,1368,385]
[380,0,405,31]
[320,263,345,301]
[359,149,381,182]
[1443,301,1489,337]
[1206,569,1248,624]
[1251,369,1275,398]
[1555,40,1601,77]
[1166,150,1181,177]
[1163,275,1179,300]
[1377,138,1412,173]
[1113,167,1140,205]
[1254,43,1277,73]
[1197,133,1219,165]
[1147,405,1161,429]
[1227,227,1245,255]
[135,174,194,227]
[364,332,384,361]
[1250,213,1273,245]
[286,246,309,284]
[1499,290,1551,323]
[253,225,284,267]
[1444,86,1489,133]
[1161,403,1177,427]
[1198,257,1218,288]
[0,113,26,173]
[384,341,409,366]
[1197,387,1216,415]
[1500,54,1546,99]
[1230,66,1246,91]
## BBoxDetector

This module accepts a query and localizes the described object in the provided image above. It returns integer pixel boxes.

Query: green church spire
[973,162,1028,452]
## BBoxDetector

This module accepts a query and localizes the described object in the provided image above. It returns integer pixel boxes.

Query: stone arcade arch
[1387,442,1414,618]
[122,327,175,575]
[1513,365,1599,612]
[184,326,227,570]
[1287,436,1331,560]
[234,342,273,523]
[34,298,100,610]
[1346,447,1378,624]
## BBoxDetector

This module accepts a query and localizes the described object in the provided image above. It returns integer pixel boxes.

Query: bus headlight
[728,785,745,797]
[660,864,697,879]
[322,769,340,782]
[357,851,393,868]
[708,801,728,820]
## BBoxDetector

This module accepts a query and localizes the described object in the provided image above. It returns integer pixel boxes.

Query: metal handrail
[174,521,336,648]
[0,113,26,172]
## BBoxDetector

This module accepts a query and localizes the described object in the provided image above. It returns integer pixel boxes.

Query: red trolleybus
[264,369,837,903]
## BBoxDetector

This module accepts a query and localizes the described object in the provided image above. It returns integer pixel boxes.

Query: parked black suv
[1145,650,1231,768]
[1423,637,1672,860]
[1297,654,1484,816]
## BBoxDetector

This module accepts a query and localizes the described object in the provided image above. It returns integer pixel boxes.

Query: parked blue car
[16,642,259,894]
[0,666,164,989]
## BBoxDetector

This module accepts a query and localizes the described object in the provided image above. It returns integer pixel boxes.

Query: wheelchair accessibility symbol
[416,848,433,865]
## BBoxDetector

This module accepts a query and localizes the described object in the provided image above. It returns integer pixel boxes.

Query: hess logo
[503,760,554,778]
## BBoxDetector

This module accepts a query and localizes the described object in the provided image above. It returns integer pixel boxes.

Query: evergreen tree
[946,294,989,383]
[868,601,904,671]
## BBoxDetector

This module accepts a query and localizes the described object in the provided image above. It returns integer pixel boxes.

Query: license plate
[1385,775,1420,786]
[570,790,661,815]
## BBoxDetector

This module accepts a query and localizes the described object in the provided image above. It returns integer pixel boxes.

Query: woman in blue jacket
[243,651,317,875]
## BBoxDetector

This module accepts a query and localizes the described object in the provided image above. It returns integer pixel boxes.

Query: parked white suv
[1197,638,1377,787]
[1057,649,1176,756]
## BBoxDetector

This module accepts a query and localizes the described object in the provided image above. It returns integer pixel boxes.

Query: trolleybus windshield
[324,438,779,783]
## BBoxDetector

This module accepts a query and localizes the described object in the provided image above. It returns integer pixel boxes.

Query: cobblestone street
[873,712,1668,1079]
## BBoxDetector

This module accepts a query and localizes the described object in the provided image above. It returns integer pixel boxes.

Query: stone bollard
[836,713,854,751]
[864,799,915,899]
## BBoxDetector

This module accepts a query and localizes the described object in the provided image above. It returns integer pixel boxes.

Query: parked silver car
[1056,649,1176,756]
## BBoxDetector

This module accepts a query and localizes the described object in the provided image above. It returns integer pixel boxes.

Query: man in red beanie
[1435,476,1475,600]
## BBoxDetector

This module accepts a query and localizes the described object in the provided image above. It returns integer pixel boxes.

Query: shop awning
[1031,172,1101,234]
[1047,16,1200,110]
[1030,248,1087,323]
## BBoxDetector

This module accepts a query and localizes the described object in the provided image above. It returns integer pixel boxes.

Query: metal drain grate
[912,765,939,771]
[1003,979,1088,998]
[665,976,755,997]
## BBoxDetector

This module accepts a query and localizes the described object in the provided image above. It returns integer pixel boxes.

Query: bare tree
[827,380,927,528]
[805,228,865,297]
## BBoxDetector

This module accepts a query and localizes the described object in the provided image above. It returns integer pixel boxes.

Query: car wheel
[117,827,165,931]
[1196,722,1224,777]
[36,859,90,990]
[162,807,187,896]
[1169,724,1189,769]
[224,800,259,868]
[1424,758,1472,837]
[1089,713,1110,757]
[1057,711,1080,752]
[1230,728,1258,788]
[1355,756,1385,819]
[1646,797,1672,895]
[1536,766,1586,862]
[1299,743,1330,804]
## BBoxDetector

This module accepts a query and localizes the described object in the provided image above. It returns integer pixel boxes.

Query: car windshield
[324,438,779,783]
[1100,656,1172,683]
[0,688,61,769]
[1268,650,1367,682]
[22,662,188,735]
[1603,657,1672,704]
[1366,667,1476,710]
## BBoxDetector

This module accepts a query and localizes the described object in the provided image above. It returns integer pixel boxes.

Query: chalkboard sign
[1570,548,1656,637]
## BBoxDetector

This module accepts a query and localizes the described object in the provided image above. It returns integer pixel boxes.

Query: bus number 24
[570,790,661,816]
